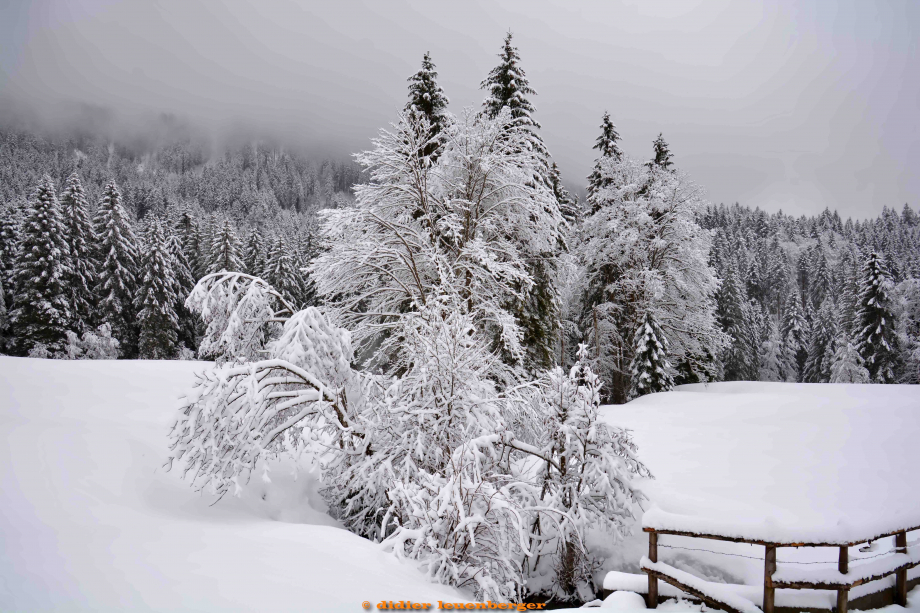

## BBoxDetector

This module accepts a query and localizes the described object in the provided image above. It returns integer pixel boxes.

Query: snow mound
[602,590,648,610]
[0,357,467,612]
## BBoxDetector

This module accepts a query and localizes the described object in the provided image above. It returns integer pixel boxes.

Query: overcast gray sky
[1,0,917,219]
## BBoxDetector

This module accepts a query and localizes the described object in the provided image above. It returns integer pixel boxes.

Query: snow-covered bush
[61,323,121,360]
[186,271,296,363]
[527,345,649,601]
[169,107,648,603]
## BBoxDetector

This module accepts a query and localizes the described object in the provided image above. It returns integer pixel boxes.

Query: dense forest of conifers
[1,39,917,393]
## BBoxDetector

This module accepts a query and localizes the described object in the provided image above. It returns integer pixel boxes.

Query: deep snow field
[1,357,919,612]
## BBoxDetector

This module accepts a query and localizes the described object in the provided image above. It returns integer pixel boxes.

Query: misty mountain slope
[0,356,468,612]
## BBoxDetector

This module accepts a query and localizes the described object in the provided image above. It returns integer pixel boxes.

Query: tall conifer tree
[586,111,622,202]
[11,176,72,355]
[629,311,674,398]
[60,172,97,331]
[136,219,179,359]
[406,52,450,160]
[854,251,899,382]
[647,133,674,171]
[208,218,244,273]
[93,180,139,357]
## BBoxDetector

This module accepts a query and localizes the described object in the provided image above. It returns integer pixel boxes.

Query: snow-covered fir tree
[208,218,244,273]
[629,311,674,399]
[829,340,870,383]
[10,175,72,355]
[59,172,97,331]
[854,251,899,383]
[586,111,622,203]
[264,236,306,308]
[405,51,450,159]
[136,219,180,359]
[760,319,794,381]
[647,133,674,171]
[93,180,139,357]
[0,203,20,305]
[479,32,567,372]
[243,231,267,277]
[780,292,809,381]
[804,299,839,383]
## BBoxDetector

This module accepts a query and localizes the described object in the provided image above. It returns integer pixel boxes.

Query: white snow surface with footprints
[2,358,919,611]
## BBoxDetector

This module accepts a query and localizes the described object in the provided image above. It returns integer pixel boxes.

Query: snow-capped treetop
[646,133,674,171]
[406,51,450,142]
[481,31,539,129]
[587,112,624,202]
[593,111,622,161]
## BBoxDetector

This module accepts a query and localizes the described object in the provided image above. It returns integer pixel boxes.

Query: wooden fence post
[648,531,658,609]
[764,545,776,613]
[895,532,907,606]
[837,546,848,613]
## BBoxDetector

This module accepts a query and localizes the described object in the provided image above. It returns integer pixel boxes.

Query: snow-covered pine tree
[136,219,179,359]
[264,236,305,308]
[803,299,838,383]
[586,111,622,204]
[854,251,899,383]
[528,344,648,601]
[405,51,450,160]
[480,32,566,373]
[60,172,97,331]
[208,218,244,273]
[646,133,674,171]
[243,230,266,277]
[166,229,199,354]
[629,311,674,399]
[93,180,139,357]
[760,319,793,381]
[481,31,540,129]
[780,292,809,381]
[10,175,72,356]
[0,204,20,304]
[829,339,870,383]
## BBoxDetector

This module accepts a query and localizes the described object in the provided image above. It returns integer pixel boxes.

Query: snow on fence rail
[639,520,920,613]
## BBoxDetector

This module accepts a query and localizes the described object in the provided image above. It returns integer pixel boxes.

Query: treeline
[704,202,920,384]
[1,33,918,394]
[0,119,361,358]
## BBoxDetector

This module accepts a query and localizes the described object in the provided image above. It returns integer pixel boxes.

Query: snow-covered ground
[597,381,920,609]
[2,359,918,611]
[0,356,468,612]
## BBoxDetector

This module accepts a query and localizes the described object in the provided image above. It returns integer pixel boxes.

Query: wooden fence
[641,524,920,613]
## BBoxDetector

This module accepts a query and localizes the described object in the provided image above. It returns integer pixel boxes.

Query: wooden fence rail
[641,525,920,613]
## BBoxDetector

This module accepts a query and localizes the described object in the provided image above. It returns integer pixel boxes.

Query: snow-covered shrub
[526,345,649,601]
[167,306,358,499]
[61,323,121,360]
[186,272,296,363]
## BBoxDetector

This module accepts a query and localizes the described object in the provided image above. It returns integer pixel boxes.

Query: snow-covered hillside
[2,359,918,611]
[0,357,468,612]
